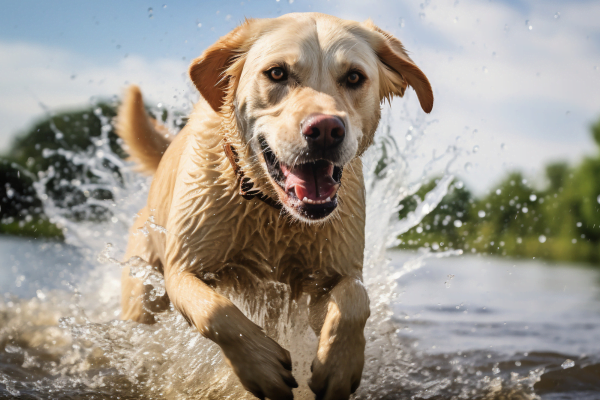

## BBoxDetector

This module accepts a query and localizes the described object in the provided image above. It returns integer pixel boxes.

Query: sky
[1,0,599,194]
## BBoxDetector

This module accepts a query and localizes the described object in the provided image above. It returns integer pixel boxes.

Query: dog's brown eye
[347,72,360,84]
[268,67,286,81]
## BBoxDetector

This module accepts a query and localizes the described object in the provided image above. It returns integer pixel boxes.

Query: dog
[115,12,432,400]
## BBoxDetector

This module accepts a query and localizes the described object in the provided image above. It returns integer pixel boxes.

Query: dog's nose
[301,114,345,149]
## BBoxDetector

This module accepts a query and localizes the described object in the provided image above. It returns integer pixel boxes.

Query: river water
[1,106,599,399]
[1,236,599,399]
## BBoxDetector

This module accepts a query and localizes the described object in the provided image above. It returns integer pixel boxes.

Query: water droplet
[163,4,167,8]
[529,194,537,202]
[148,7,153,18]
[399,18,405,28]
[522,206,528,213]
[500,143,506,150]
[496,189,502,195]
[453,220,462,228]
[482,66,488,73]
[405,133,413,141]
[454,181,464,189]
[525,20,533,30]
[576,222,582,227]
[554,12,560,19]
[596,195,600,204]
[492,366,501,374]
[538,235,546,243]
[464,162,472,172]
[445,274,454,288]
[473,145,479,153]
[197,22,202,28]
[478,210,486,218]
[515,361,522,366]
[561,359,575,369]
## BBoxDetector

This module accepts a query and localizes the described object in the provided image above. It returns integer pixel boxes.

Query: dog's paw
[308,334,365,400]
[222,332,298,400]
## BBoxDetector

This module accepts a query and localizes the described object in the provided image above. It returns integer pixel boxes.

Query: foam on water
[0,98,542,399]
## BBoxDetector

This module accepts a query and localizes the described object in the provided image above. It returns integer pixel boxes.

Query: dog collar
[223,142,282,210]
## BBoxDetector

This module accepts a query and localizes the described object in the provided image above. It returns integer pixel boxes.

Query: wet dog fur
[116,12,432,400]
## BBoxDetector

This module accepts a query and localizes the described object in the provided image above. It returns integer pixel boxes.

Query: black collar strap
[223,142,282,210]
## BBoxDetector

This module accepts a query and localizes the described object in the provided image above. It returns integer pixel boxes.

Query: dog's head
[189,13,433,223]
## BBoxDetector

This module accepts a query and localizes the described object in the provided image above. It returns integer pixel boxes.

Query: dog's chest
[167,141,366,289]
[201,204,343,284]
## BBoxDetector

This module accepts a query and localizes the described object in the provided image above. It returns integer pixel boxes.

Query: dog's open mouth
[260,139,342,220]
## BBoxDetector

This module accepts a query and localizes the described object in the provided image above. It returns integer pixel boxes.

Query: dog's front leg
[308,276,370,400]
[165,270,298,400]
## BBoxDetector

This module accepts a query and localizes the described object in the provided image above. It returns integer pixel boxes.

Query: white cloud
[0,40,190,151]
[1,0,599,195]
[378,0,600,192]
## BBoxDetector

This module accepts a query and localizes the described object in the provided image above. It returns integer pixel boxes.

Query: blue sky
[1,0,599,193]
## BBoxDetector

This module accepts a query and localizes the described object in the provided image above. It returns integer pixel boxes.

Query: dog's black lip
[258,137,343,219]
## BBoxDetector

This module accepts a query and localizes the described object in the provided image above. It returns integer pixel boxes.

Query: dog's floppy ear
[189,19,260,113]
[363,20,434,113]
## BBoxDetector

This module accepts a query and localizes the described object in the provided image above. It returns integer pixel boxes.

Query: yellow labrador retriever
[116,12,432,400]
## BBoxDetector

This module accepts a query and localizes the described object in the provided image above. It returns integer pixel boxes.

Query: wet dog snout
[301,114,345,149]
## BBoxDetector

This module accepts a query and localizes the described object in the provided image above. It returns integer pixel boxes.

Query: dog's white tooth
[326,197,331,202]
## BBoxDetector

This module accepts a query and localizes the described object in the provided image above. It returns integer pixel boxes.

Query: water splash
[0,99,543,399]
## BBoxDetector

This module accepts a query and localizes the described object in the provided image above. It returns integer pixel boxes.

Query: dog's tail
[116,85,172,175]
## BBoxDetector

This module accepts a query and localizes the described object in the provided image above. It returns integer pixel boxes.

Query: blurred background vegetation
[398,117,600,265]
[2,106,600,267]
[0,104,124,240]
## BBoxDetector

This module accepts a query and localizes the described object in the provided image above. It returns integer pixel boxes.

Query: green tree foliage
[1,102,184,238]
[399,115,600,266]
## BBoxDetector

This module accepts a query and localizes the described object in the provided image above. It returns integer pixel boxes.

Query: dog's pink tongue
[281,162,337,201]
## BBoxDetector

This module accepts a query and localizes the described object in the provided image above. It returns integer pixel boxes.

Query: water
[1,103,599,399]
[2,238,600,399]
